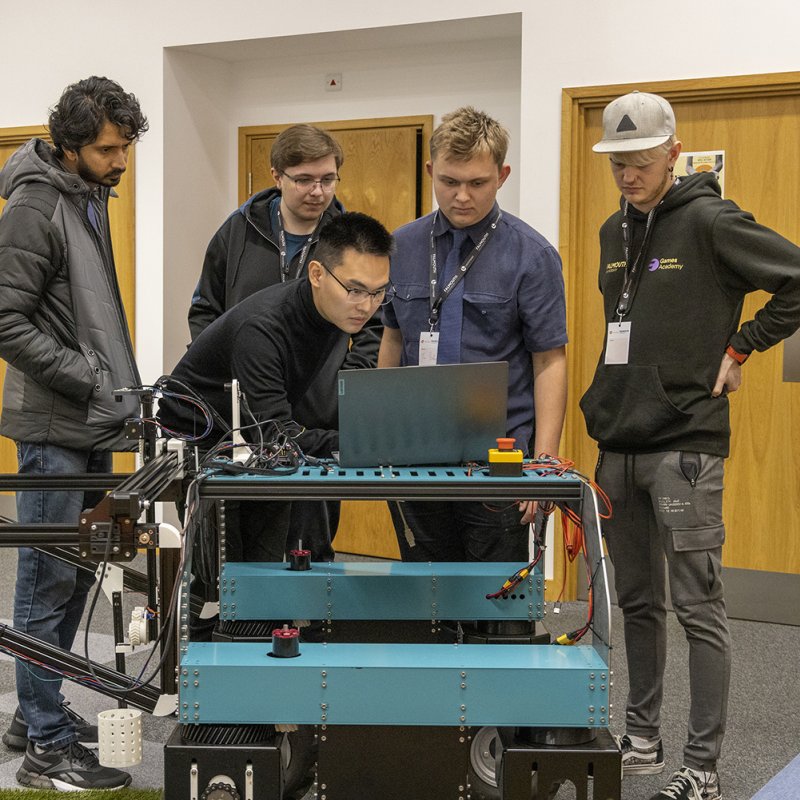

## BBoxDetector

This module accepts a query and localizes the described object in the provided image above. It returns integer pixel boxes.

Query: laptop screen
[337,362,509,467]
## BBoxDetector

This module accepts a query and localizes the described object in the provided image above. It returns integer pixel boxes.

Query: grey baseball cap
[593,91,676,153]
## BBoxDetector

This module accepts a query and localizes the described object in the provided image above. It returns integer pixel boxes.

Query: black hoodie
[581,172,800,456]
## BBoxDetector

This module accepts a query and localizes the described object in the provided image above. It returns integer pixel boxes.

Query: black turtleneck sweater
[158,278,344,456]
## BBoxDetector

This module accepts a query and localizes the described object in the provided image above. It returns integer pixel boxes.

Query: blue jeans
[13,442,111,748]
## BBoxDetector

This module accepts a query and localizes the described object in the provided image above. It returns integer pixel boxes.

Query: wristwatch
[725,344,749,365]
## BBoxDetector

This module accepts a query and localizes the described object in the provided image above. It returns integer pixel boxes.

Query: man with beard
[0,76,147,790]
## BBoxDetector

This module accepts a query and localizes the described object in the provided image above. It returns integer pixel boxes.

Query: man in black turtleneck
[159,211,392,566]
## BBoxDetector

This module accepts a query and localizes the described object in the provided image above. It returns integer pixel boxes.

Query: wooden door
[0,126,136,474]
[240,116,433,558]
[561,73,800,580]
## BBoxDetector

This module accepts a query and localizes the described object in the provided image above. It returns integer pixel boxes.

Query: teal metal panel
[199,463,584,501]
[220,561,544,621]
[179,642,611,728]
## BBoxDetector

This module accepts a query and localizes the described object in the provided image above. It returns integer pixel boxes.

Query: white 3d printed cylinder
[97,708,143,767]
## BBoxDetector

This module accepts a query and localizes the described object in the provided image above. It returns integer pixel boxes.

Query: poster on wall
[675,150,725,196]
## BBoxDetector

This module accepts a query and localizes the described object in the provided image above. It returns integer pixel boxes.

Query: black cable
[121,473,207,693]
[75,473,205,696]
[153,376,231,445]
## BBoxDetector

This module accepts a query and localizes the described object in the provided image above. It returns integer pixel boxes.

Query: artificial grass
[0,791,162,799]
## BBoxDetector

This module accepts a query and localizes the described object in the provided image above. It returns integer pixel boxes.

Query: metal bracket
[95,562,124,602]
[154,693,179,717]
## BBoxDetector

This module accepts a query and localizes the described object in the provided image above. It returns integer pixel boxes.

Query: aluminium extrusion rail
[0,624,161,713]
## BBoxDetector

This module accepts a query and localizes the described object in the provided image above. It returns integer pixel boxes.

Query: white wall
[163,50,235,371]
[227,33,523,214]
[2,0,800,380]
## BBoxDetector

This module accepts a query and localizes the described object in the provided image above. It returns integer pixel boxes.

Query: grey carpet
[0,547,797,799]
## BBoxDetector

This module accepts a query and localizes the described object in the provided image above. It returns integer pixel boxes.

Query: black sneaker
[16,740,131,790]
[3,703,99,750]
[649,766,722,800]
[616,733,665,775]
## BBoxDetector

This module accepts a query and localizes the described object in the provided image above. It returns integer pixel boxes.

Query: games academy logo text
[605,256,685,273]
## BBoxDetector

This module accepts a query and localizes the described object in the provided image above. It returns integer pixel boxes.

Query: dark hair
[314,212,393,268]
[48,76,149,156]
[270,124,344,172]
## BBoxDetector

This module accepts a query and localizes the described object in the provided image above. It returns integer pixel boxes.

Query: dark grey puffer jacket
[0,138,140,450]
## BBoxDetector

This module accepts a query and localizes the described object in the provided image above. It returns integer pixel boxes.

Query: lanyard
[615,201,657,320]
[275,204,322,282]
[428,209,502,327]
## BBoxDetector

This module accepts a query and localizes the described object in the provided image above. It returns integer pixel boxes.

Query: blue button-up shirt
[383,204,567,451]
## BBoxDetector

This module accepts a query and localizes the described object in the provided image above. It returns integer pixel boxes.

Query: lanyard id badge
[605,321,632,364]
[276,204,319,282]
[427,209,502,327]
[419,331,439,365]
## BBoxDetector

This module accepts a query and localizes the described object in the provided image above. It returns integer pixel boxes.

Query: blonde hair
[610,135,677,167]
[430,106,509,169]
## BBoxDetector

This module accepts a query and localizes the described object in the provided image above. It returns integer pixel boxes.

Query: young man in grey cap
[581,90,800,800]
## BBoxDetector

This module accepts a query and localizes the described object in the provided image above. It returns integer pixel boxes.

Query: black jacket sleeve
[188,222,232,341]
[231,323,339,458]
[0,202,94,402]
[713,206,800,355]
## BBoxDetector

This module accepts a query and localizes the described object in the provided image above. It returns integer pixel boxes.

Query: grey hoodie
[0,138,140,449]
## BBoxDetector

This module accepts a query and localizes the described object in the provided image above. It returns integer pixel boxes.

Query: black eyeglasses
[281,172,340,191]
[320,263,394,306]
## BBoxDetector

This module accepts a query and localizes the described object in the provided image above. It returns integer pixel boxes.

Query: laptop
[337,361,508,467]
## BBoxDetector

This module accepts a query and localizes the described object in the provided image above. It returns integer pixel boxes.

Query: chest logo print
[647,257,684,272]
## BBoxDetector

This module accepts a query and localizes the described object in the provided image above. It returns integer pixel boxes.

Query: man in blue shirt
[378,106,567,561]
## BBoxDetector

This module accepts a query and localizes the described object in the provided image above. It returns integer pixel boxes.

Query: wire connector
[556,630,579,646]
